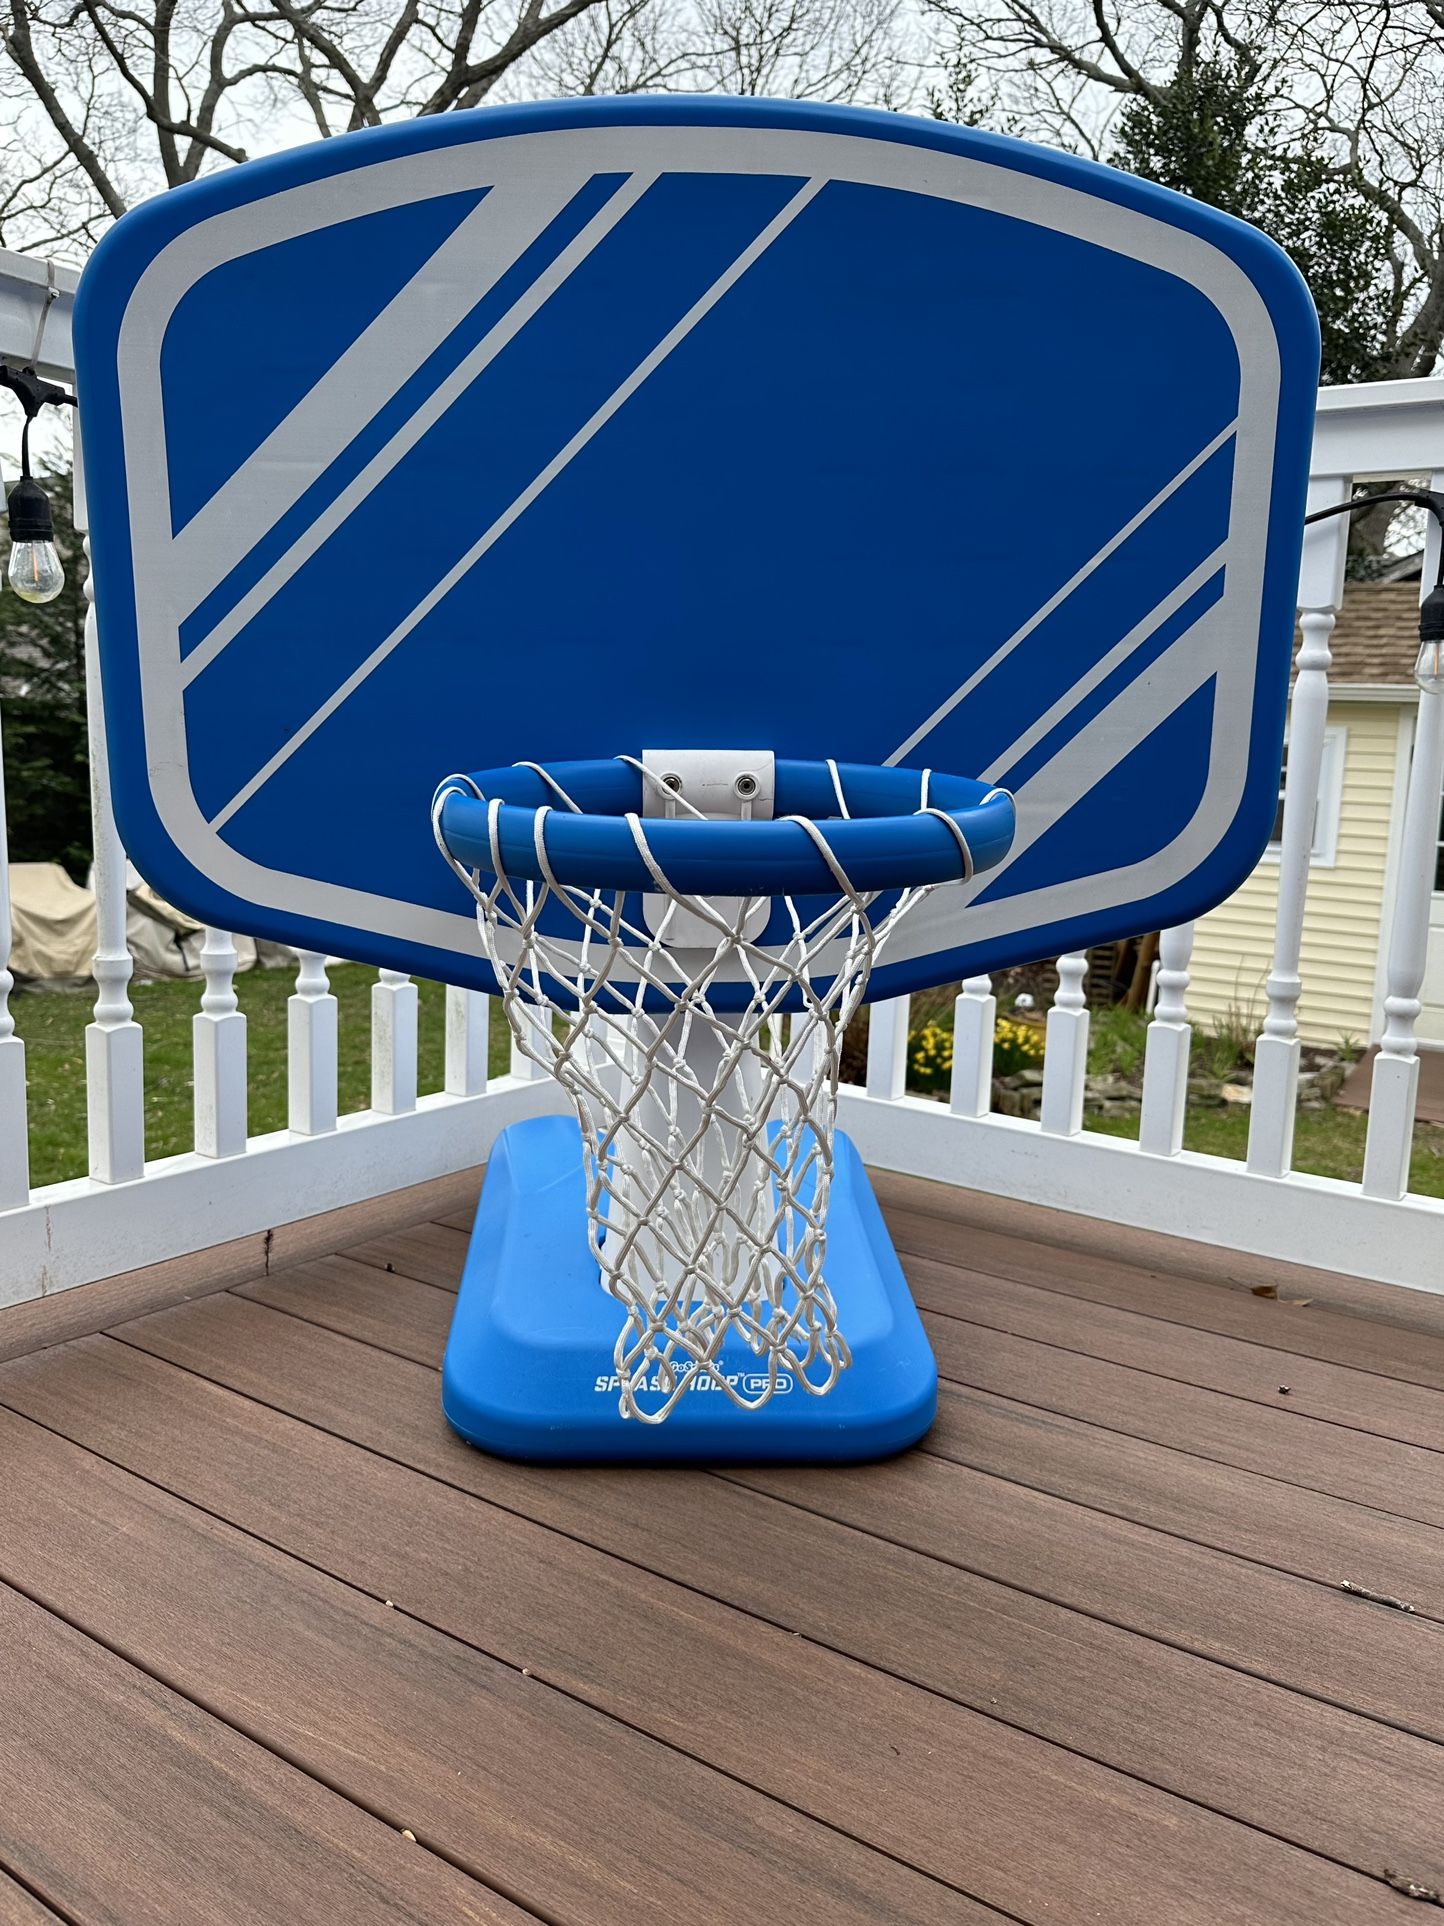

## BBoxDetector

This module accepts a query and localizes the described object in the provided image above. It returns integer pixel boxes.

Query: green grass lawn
[1078,1004,1444,1195]
[14,969,1444,1199]
[1087,1094,1444,1197]
[13,964,513,1189]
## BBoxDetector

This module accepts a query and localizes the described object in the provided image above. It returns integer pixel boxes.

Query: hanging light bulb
[4,472,64,604]
[1417,583,1444,694]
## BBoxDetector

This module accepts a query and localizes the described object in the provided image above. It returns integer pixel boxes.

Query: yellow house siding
[1187,699,1404,1047]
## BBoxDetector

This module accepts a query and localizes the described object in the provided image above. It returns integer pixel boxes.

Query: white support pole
[1138,923,1195,1156]
[371,968,418,1116]
[949,976,995,1118]
[287,951,338,1135]
[1248,477,1350,1179]
[0,692,28,1209]
[82,532,145,1184]
[445,984,489,1097]
[864,995,910,1101]
[192,927,247,1158]
[1362,469,1444,1201]
[1040,952,1090,1138]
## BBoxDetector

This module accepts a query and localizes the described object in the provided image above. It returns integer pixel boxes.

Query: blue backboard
[75,97,1318,1000]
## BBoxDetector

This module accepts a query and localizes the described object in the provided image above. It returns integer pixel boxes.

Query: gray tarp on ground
[9,861,95,982]
[9,860,292,984]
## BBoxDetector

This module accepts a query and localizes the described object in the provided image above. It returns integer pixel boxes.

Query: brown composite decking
[1,1173,1443,1923]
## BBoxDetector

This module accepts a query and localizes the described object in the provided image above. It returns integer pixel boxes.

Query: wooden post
[1040,952,1090,1137]
[371,968,418,1115]
[864,996,910,1101]
[288,951,338,1135]
[949,976,995,1118]
[1362,468,1444,1200]
[1248,478,1349,1178]
[1139,923,1195,1156]
[192,926,247,1157]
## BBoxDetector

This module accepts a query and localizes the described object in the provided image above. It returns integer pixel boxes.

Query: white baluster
[445,984,489,1096]
[192,926,247,1158]
[82,533,145,1183]
[509,1001,554,1080]
[1248,480,1349,1178]
[371,968,418,1115]
[1363,470,1444,1200]
[1040,952,1090,1137]
[0,698,28,1209]
[288,951,338,1135]
[949,976,995,1118]
[864,995,910,1100]
[1139,924,1195,1156]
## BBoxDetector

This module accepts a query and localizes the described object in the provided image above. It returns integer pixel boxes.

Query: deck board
[910,1251,1444,1450]
[0,1870,62,1925]
[884,1195,1444,1389]
[106,1291,1444,1894]
[0,1173,1439,1922]
[920,1308,1444,1528]
[0,1576,526,1926]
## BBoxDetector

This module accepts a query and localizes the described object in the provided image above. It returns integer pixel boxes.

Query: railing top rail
[0,248,77,382]
[1311,376,1444,480]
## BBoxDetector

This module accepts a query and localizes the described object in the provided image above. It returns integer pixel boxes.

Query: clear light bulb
[1417,585,1444,693]
[7,537,64,604]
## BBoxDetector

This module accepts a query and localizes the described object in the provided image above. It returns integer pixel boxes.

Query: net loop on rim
[432,758,1013,1424]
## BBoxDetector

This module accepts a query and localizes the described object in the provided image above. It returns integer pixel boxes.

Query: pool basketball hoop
[74,95,1319,1464]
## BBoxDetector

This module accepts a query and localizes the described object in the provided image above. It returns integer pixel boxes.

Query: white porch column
[445,984,490,1096]
[864,995,910,1100]
[1247,477,1350,1178]
[0,689,28,1208]
[1362,469,1444,1199]
[371,968,418,1115]
[1139,923,1195,1156]
[949,976,995,1118]
[82,529,145,1183]
[192,926,247,1157]
[288,951,338,1135]
[1040,953,1089,1138]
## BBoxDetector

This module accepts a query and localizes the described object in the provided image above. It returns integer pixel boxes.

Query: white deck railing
[1,247,1442,1303]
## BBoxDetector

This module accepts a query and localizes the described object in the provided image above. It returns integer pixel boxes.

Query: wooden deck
[2,1170,1443,1924]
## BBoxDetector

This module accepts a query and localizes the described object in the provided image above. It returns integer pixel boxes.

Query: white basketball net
[433,761,944,1424]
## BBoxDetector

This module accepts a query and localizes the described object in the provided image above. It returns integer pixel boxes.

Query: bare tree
[934,0,1444,377]
[0,0,912,256]
[500,0,914,109]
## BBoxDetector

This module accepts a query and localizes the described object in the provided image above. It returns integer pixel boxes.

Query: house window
[1266,726,1346,869]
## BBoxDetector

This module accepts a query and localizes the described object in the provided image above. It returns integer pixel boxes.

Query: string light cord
[1303,489,1444,690]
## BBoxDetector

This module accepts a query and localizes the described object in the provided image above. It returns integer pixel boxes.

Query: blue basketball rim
[434,758,1016,896]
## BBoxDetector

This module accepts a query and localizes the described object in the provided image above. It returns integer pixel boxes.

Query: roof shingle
[1302,581,1419,688]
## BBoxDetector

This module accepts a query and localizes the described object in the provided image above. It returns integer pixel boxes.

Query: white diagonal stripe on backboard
[180,170,657,684]
[980,543,1227,783]
[172,177,597,616]
[206,176,827,834]
[885,416,1238,766]
[930,611,1228,913]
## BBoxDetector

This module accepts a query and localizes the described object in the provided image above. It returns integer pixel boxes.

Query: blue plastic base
[442,1114,938,1463]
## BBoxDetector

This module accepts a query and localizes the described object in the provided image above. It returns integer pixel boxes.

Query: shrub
[993,1016,1046,1076]
[909,1022,953,1093]
[907,1013,1045,1093]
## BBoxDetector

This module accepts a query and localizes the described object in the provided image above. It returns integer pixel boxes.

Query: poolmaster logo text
[594,1368,794,1395]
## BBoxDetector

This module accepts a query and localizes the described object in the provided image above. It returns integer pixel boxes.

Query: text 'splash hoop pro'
[76,97,1319,1462]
